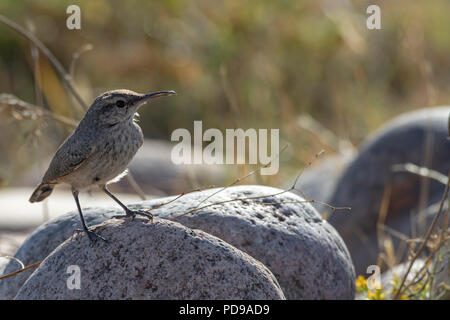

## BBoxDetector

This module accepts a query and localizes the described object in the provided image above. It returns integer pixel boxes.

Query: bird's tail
[29,183,55,203]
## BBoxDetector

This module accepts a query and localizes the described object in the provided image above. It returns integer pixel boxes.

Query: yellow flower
[367,289,386,300]
[356,275,368,292]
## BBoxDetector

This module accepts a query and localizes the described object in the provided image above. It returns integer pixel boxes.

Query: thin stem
[394,170,450,299]
[0,261,42,281]
[0,14,87,112]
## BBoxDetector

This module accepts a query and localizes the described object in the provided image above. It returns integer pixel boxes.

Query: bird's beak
[138,90,176,106]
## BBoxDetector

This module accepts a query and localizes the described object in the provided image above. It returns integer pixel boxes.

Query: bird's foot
[75,228,107,242]
[113,209,153,222]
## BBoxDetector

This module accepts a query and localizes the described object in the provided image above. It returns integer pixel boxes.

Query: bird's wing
[42,134,96,183]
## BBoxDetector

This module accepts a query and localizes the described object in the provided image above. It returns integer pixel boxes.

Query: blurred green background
[0,0,449,189]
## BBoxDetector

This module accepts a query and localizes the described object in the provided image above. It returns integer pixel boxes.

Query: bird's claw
[113,209,153,222]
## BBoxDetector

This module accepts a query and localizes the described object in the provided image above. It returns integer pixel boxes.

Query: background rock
[327,107,450,275]
[15,218,285,300]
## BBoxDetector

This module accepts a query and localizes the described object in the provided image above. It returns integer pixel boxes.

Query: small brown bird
[29,89,176,241]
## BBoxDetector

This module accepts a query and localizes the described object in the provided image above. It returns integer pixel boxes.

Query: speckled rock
[327,107,450,275]
[0,208,120,300]
[136,185,355,299]
[15,218,285,300]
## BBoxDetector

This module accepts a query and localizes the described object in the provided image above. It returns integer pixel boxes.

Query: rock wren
[29,89,176,241]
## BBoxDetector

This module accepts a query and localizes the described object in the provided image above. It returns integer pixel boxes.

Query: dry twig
[394,170,450,299]
[0,261,41,281]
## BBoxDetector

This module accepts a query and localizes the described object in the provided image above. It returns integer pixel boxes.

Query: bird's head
[90,89,176,125]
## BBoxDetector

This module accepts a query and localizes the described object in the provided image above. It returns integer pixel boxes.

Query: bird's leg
[72,188,107,242]
[101,185,153,222]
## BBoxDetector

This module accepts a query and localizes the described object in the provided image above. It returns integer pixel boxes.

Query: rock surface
[0,208,120,299]
[327,107,450,275]
[15,218,285,300]
[140,185,355,299]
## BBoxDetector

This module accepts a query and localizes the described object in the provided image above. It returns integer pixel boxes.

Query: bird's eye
[116,100,125,108]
